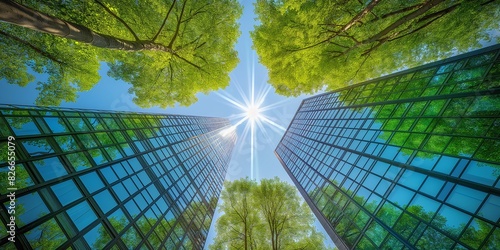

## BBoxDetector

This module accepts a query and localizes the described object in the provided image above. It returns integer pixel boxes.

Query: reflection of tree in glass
[311,183,497,249]
[252,0,499,96]
[0,0,242,107]
[211,178,329,250]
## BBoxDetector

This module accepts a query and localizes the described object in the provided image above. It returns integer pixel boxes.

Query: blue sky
[0,0,335,248]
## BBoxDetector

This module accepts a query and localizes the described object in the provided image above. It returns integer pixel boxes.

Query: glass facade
[0,105,236,249]
[276,44,500,249]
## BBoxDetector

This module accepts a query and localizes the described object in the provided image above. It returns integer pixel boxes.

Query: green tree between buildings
[252,0,500,96]
[210,177,329,250]
[0,0,241,107]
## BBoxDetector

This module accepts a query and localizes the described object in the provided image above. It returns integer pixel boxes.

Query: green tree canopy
[0,0,241,107]
[211,177,330,250]
[251,0,500,96]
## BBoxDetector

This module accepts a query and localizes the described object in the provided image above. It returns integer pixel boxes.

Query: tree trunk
[0,0,173,52]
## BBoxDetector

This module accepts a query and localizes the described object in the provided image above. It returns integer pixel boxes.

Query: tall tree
[252,0,500,96]
[0,0,241,107]
[211,178,329,250]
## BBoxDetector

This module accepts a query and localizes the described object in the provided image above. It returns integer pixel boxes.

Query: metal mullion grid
[283,127,500,247]
[99,178,185,249]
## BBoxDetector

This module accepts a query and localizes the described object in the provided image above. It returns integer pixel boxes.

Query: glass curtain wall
[276,44,500,249]
[0,105,236,249]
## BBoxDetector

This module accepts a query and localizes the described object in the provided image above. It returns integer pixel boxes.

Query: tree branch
[94,0,140,41]
[168,0,188,48]
[152,0,177,42]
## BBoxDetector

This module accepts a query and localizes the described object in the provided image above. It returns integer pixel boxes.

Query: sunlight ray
[260,115,286,132]
[216,92,247,110]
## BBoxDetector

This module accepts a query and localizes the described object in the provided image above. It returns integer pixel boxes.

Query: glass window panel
[112,183,129,201]
[55,135,80,152]
[461,160,498,186]
[411,152,438,170]
[122,226,141,249]
[34,157,67,181]
[460,218,492,249]
[67,201,97,231]
[101,166,118,184]
[26,219,66,249]
[377,202,401,227]
[433,205,470,237]
[416,227,453,249]
[388,185,414,208]
[44,117,68,133]
[409,194,440,222]
[85,223,111,249]
[0,164,34,193]
[393,212,418,239]
[89,149,108,165]
[365,221,388,247]
[6,117,40,136]
[447,185,486,213]
[109,208,129,233]
[125,200,141,218]
[105,146,123,161]
[78,134,97,149]
[67,117,89,132]
[94,189,117,214]
[52,180,82,206]
[66,152,92,171]
[479,195,500,222]
[80,172,105,194]
[483,228,500,249]
[399,170,425,190]
[11,192,49,225]
[22,139,54,156]
[419,177,444,197]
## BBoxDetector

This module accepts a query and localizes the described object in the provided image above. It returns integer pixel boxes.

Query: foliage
[211,177,329,250]
[252,0,500,96]
[0,0,242,107]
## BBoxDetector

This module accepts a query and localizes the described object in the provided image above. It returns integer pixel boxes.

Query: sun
[245,104,261,121]
[215,59,287,180]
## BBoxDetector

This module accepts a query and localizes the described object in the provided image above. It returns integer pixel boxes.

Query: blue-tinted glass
[67,201,97,231]
[84,223,111,249]
[112,183,129,201]
[55,135,80,152]
[433,156,459,174]
[461,160,498,186]
[80,172,104,193]
[434,205,470,237]
[94,190,117,214]
[125,200,141,217]
[109,208,129,232]
[388,185,414,208]
[409,194,440,221]
[89,149,108,165]
[447,185,486,213]
[479,195,500,222]
[7,117,40,136]
[399,170,425,190]
[11,192,49,225]
[34,157,67,181]
[101,166,118,184]
[66,153,91,172]
[22,139,53,156]
[52,180,82,206]
[123,178,138,195]
[420,177,444,197]
[44,117,68,133]
[25,219,66,249]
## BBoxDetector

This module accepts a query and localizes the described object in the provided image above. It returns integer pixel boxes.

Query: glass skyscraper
[0,105,236,249]
[276,44,500,249]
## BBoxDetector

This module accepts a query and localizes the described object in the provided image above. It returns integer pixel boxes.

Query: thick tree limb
[0,0,175,52]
